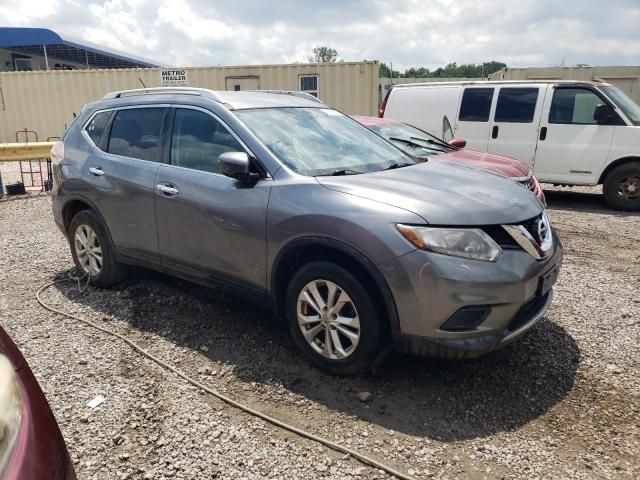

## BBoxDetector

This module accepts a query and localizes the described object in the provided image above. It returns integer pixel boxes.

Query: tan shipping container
[0,61,379,142]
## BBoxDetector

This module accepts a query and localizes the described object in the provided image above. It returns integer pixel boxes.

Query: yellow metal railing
[0,142,55,162]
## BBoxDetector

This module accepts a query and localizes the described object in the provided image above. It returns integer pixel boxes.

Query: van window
[459,88,494,122]
[170,109,244,174]
[549,88,606,125]
[84,111,111,145]
[107,108,168,161]
[495,88,538,123]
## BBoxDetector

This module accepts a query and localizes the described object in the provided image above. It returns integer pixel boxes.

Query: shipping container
[0,61,380,142]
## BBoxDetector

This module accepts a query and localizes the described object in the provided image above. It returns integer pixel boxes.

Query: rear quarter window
[84,111,111,145]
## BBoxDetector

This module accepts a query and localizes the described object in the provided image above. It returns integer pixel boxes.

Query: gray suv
[51,87,563,375]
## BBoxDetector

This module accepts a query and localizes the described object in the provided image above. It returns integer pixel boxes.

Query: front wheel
[603,163,640,211]
[285,261,382,376]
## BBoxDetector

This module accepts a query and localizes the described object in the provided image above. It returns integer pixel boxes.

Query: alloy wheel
[74,224,102,275]
[296,279,361,360]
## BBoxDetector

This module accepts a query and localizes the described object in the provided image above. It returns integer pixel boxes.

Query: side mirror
[593,104,617,125]
[218,152,259,184]
[448,138,467,149]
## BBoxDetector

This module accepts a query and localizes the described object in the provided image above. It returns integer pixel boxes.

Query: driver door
[154,106,271,290]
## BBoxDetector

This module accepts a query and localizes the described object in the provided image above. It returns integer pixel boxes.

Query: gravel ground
[0,186,638,480]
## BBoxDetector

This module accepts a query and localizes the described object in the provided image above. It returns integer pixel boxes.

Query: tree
[380,62,401,78]
[309,47,338,63]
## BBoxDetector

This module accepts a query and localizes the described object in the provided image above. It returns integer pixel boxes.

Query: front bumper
[380,231,563,358]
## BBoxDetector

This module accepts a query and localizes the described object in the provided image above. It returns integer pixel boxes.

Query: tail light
[0,356,22,474]
[50,141,64,166]
[379,87,392,117]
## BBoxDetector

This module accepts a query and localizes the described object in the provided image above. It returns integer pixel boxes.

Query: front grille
[482,213,542,248]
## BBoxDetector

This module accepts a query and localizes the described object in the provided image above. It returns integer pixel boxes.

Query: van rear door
[453,86,495,152]
[485,84,546,166]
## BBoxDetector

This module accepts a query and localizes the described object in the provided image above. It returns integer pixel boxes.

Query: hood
[429,149,532,179]
[316,161,542,225]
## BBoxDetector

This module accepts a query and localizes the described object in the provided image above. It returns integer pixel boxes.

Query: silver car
[51,87,562,375]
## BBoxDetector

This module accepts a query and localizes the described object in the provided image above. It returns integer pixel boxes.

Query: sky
[1,0,639,70]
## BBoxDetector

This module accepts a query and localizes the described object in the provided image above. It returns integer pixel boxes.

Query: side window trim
[166,104,270,178]
[104,105,171,163]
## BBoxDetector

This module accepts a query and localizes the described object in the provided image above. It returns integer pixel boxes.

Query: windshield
[600,86,640,126]
[235,107,414,176]
[368,122,454,157]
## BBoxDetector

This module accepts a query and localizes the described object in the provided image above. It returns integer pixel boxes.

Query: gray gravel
[0,187,638,480]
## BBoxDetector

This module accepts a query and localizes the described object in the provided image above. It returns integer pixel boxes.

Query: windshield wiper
[384,162,414,170]
[389,137,425,149]
[409,136,451,151]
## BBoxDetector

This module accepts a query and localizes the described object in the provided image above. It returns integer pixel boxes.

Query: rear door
[82,106,168,265]
[532,86,618,184]
[154,106,270,290]
[453,86,495,152]
[486,85,545,165]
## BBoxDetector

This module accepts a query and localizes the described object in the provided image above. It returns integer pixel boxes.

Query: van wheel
[285,262,382,376]
[603,163,640,211]
[69,210,127,288]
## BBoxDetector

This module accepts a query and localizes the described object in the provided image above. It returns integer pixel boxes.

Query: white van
[380,80,640,210]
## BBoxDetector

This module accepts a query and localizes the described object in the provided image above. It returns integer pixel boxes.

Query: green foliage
[309,47,339,63]
[380,61,507,79]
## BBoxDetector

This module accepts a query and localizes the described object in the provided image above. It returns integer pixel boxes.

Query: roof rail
[248,90,325,104]
[102,87,226,102]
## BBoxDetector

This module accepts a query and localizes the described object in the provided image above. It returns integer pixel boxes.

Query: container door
[486,85,545,166]
[533,86,618,184]
[453,86,495,152]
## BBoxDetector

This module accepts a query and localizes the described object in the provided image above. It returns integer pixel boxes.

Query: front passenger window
[171,109,244,174]
[549,88,607,125]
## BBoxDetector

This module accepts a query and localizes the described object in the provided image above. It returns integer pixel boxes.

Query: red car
[353,116,546,205]
[0,326,75,480]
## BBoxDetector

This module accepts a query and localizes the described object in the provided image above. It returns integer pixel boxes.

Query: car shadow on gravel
[544,189,640,217]
[54,268,581,442]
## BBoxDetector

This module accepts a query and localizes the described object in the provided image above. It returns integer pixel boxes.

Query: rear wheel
[69,210,127,288]
[285,261,382,375]
[603,163,640,211]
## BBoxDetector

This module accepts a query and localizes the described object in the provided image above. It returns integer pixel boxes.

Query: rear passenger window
[107,108,167,161]
[85,111,111,145]
[170,109,244,174]
[494,88,539,123]
[459,88,494,122]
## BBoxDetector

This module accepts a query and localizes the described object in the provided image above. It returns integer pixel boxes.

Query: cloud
[0,0,638,70]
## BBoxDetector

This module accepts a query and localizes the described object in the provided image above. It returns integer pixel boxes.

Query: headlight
[396,224,502,262]
[0,355,22,475]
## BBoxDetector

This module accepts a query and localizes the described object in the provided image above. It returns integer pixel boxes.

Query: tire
[68,210,127,288]
[285,261,382,376]
[603,162,640,211]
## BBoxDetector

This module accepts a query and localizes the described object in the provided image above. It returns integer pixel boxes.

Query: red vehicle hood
[431,149,532,179]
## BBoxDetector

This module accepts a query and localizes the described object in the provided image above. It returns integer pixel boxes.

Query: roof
[0,27,160,68]
[99,87,326,110]
[391,79,612,88]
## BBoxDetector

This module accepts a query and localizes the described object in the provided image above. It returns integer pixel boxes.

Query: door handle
[539,126,547,141]
[491,125,499,139]
[89,167,105,176]
[156,184,179,196]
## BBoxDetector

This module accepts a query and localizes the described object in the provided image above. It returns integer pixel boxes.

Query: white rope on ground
[36,277,416,480]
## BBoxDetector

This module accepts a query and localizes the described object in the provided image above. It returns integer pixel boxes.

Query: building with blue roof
[0,27,160,71]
